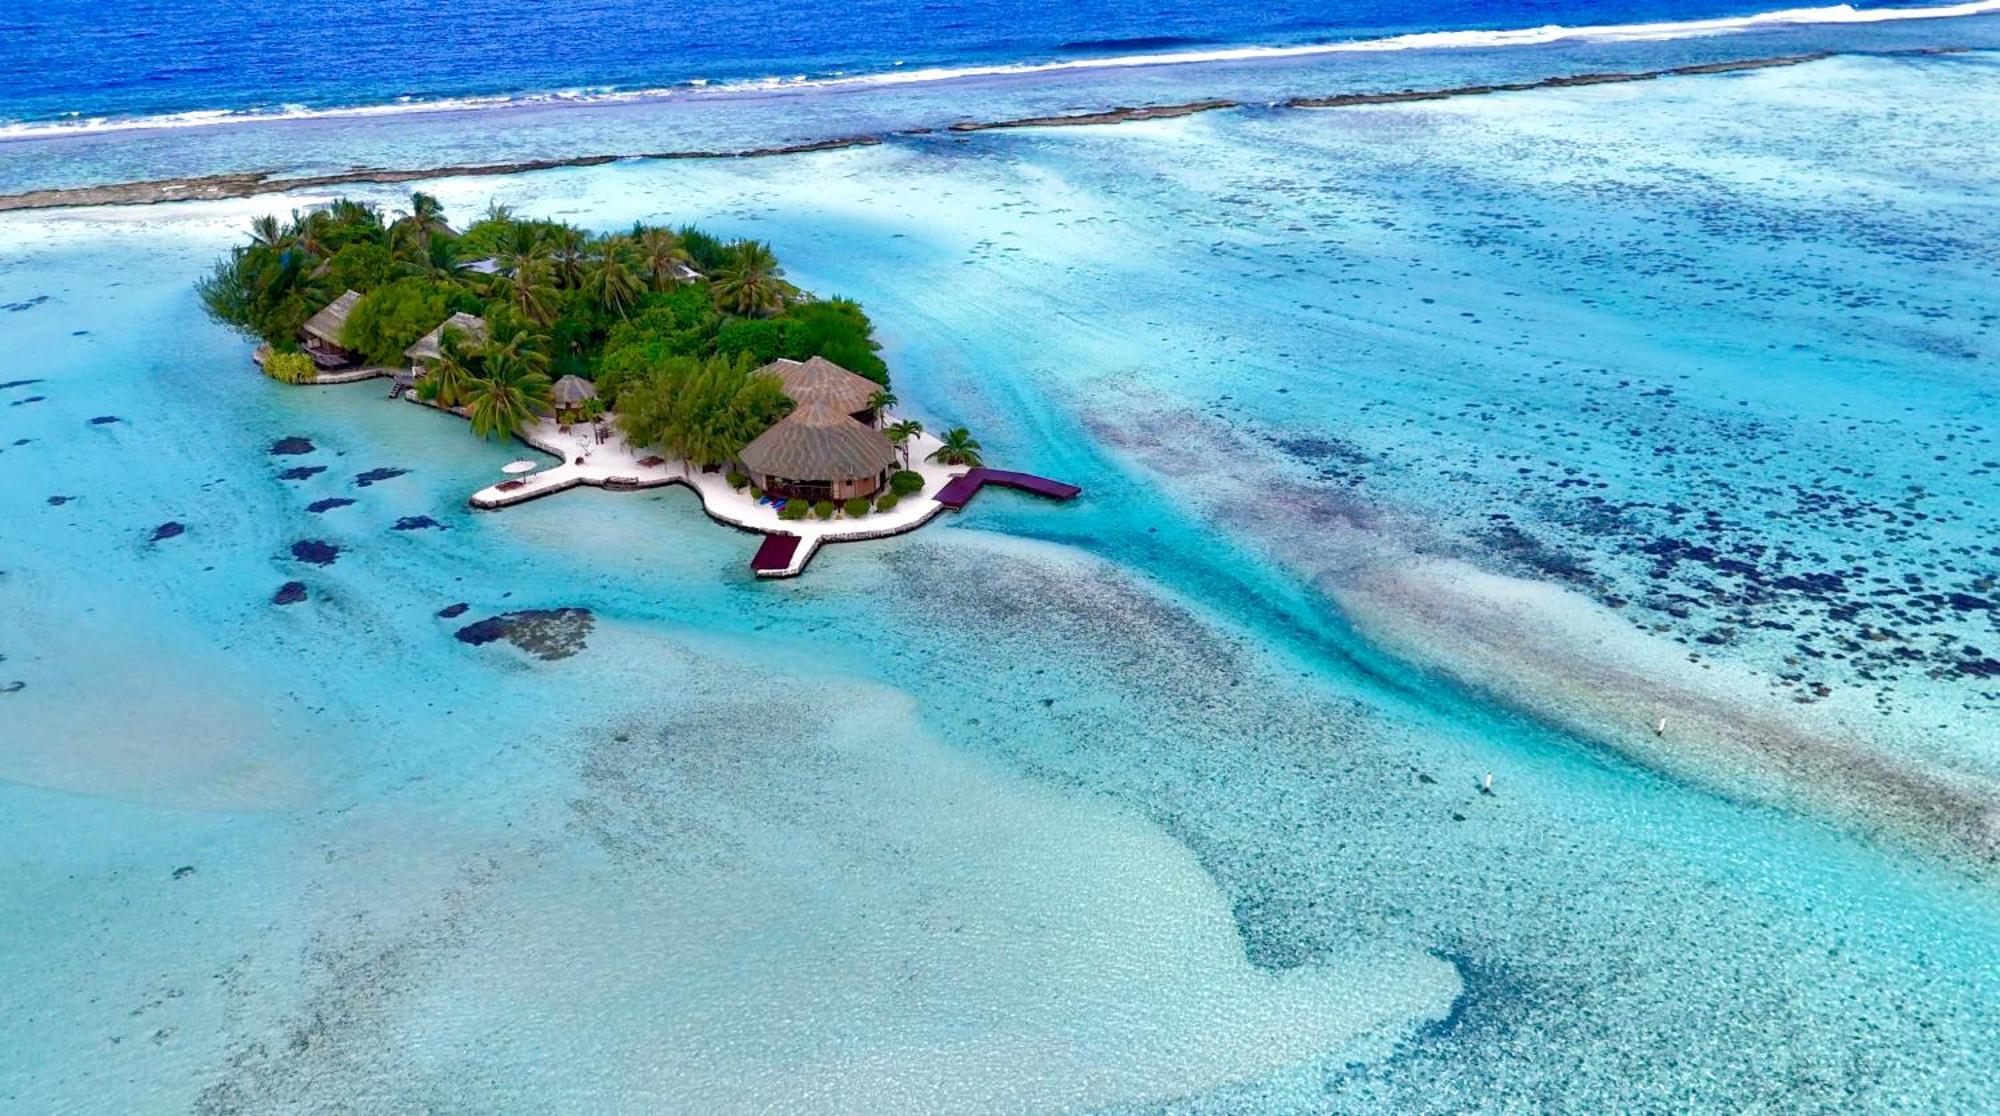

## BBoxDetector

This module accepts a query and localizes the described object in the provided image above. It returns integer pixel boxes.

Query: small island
[200,193,1077,575]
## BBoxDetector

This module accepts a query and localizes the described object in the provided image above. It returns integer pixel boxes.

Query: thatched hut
[299,290,362,369]
[403,312,487,376]
[758,356,883,425]
[738,400,898,502]
[550,374,598,424]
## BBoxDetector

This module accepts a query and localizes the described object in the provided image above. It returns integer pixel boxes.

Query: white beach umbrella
[502,460,540,476]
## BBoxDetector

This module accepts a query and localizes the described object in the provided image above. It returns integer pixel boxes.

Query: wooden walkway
[934,468,1082,510]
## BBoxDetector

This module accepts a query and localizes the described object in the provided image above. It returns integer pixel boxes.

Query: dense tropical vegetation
[200,193,892,442]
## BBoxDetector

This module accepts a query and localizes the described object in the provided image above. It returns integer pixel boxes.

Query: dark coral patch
[290,540,339,565]
[270,437,315,456]
[272,581,308,605]
[0,379,42,389]
[278,465,325,481]
[436,602,469,619]
[354,467,408,488]
[88,415,121,425]
[454,607,594,661]
[150,521,185,542]
[9,396,43,406]
[46,495,73,506]
[307,498,355,514]
[392,515,443,531]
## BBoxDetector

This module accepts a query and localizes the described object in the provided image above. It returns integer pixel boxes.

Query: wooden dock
[750,533,816,578]
[934,468,1082,510]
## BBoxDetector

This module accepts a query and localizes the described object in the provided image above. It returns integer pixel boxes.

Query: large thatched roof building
[738,399,898,503]
[299,290,362,368]
[403,312,487,368]
[759,356,882,424]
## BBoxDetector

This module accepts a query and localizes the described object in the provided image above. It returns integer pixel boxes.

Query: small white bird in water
[1655,717,1668,737]
[1480,772,1494,796]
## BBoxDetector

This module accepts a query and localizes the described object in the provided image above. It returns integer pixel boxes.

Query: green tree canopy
[783,297,887,383]
[343,277,456,366]
[321,242,401,294]
[617,354,791,469]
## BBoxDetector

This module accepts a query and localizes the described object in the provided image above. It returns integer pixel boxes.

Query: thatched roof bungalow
[738,399,898,503]
[404,312,487,370]
[299,290,362,368]
[758,356,883,425]
[551,374,598,422]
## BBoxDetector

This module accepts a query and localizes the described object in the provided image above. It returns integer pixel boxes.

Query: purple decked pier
[934,468,1082,510]
[750,533,802,574]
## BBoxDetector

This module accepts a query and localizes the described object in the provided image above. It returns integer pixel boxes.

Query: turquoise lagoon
[3,31,2000,1115]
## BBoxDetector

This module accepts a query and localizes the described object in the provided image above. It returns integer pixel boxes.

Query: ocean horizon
[2,0,1997,1111]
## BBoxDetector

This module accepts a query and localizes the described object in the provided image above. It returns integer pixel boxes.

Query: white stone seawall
[455,402,968,573]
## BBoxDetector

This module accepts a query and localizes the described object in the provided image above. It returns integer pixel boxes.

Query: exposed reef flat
[947,99,1238,131]
[0,136,882,213]
[0,49,1964,214]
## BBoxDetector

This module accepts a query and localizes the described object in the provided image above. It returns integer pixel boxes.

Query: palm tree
[547,227,589,289]
[287,209,333,259]
[885,419,924,467]
[506,258,560,324]
[485,328,551,377]
[712,241,788,317]
[422,329,481,410]
[584,247,643,319]
[416,233,469,282]
[388,192,450,260]
[867,387,897,427]
[494,222,543,278]
[250,214,285,248]
[327,198,382,233]
[634,228,694,290]
[465,349,553,440]
[927,426,982,467]
[396,191,450,238]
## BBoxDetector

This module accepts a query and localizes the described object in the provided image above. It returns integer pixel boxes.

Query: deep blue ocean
[0,0,1951,125]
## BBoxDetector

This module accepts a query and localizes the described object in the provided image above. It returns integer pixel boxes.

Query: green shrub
[778,500,808,521]
[727,471,749,490]
[843,497,870,518]
[874,491,900,513]
[889,470,925,496]
[812,500,836,520]
[263,350,317,384]
[749,485,764,501]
